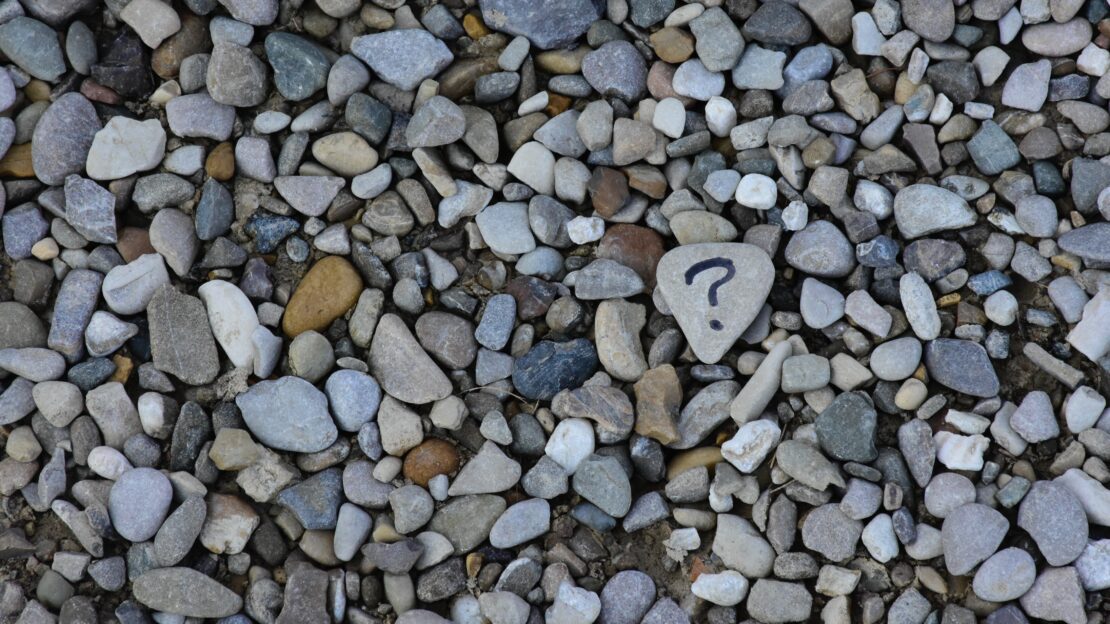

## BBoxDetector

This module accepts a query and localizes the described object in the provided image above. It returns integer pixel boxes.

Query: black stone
[512,338,599,401]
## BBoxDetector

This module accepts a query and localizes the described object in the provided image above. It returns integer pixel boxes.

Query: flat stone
[85,116,166,181]
[369,314,452,405]
[941,503,1009,575]
[656,243,774,364]
[235,376,338,453]
[32,93,101,186]
[973,547,1037,602]
[108,467,172,542]
[133,567,242,618]
[351,29,453,91]
[894,184,977,239]
[924,339,1000,398]
[1018,481,1088,566]
[1020,567,1087,624]
[479,0,600,49]
[147,285,219,385]
[582,41,647,102]
[815,392,877,462]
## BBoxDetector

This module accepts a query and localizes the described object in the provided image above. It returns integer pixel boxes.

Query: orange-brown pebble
[402,438,460,487]
[545,93,572,116]
[206,142,235,181]
[116,227,156,263]
[282,256,363,337]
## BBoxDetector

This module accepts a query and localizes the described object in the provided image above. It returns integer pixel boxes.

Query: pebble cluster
[0,0,1109,622]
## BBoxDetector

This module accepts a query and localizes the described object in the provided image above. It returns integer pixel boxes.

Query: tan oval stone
[311,131,378,177]
[282,256,363,337]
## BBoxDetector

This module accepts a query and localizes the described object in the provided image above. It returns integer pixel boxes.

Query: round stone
[108,467,173,542]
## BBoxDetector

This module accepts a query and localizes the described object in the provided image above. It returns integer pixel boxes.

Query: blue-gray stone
[815,391,878,462]
[1059,222,1110,264]
[276,468,343,530]
[265,33,330,101]
[47,269,102,360]
[512,338,599,401]
[582,41,647,102]
[0,17,65,81]
[31,93,101,186]
[967,270,1012,296]
[350,29,454,91]
[1,204,49,261]
[967,120,1020,176]
[479,0,602,49]
[346,93,392,145]
[245,212,300,253]
[195,178,234,241]
[924,339,1000,398]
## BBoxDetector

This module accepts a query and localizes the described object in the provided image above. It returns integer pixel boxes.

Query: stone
[85,117,166,181]
[133,567,242,618]
[31,93,101,186]
[351,30,454,91]
[369,314,452,404]
[582,41,647,102]
[448,441,521,495]
[941,503,1009,575]
[572,454,632,517]
[1019,567,1087,624]
[746,580,812,623]
[1018,481,1088,566]
[479,0,600,49]
[656,243,774,364]
[235,376,338,453]
[147,285,220,386]
[802,504,862,563]
[63,176,116,244]
[894,184,977,239]
[283,256,363,337]
[274,176,344,217]
[973,547,1037,602]
[0,17,65,80]
[108,467,172,542]
[784,221,855,278]
[265,32,329,101]
[598,570,655,624]
[198,280,258,369]
[924,339,1000,398]
[489,499,551,548]
[815,392,877,462]
[513,338,598,401]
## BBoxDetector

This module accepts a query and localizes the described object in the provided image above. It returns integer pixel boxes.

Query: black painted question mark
[684,257,736,331]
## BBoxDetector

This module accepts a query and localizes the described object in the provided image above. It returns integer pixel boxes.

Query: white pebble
[735,173,777,210]
[691,571,749,606]
[87,446,133,480]
[705,96,736,137]
[984,290,1018,326]
[566,216,605,244]
[545,418,595,474]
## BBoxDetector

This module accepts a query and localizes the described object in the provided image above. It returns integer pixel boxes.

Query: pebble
[132,567,242,618]
[941,503,1009,575]
[582,41,647,102]
[108,467,172,542]
[351,30,453,91]
[85,117,166,181]
[923,339,1000,398]
[973,548,1037,602]
[235,376,338,453]
[1017,481,1088,565]
[894,184,977,239]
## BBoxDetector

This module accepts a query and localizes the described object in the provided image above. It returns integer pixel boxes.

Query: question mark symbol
[684,257,737,332]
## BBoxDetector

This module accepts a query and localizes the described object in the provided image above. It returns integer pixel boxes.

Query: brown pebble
[151,13,212,79]
[0,143,34,178]
[597,224,665,286]
[587,166,629,218]
[402,438,460,487]
[24,80,51,102]
[80,79,122,105]
[116,227,156,263]
[649,27,695,64]
[206,142,235,181]
[462,13,489,39]
[283,256,363,337]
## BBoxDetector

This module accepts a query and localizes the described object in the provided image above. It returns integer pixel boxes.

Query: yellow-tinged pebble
[110,354,133,383]
[24,80,50,102]
[31,238,59,261]
[936,293,961,307]
[0,143,34,178]
[462,13,489,39]
[466,553,483,577]
[666,447,723,480]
